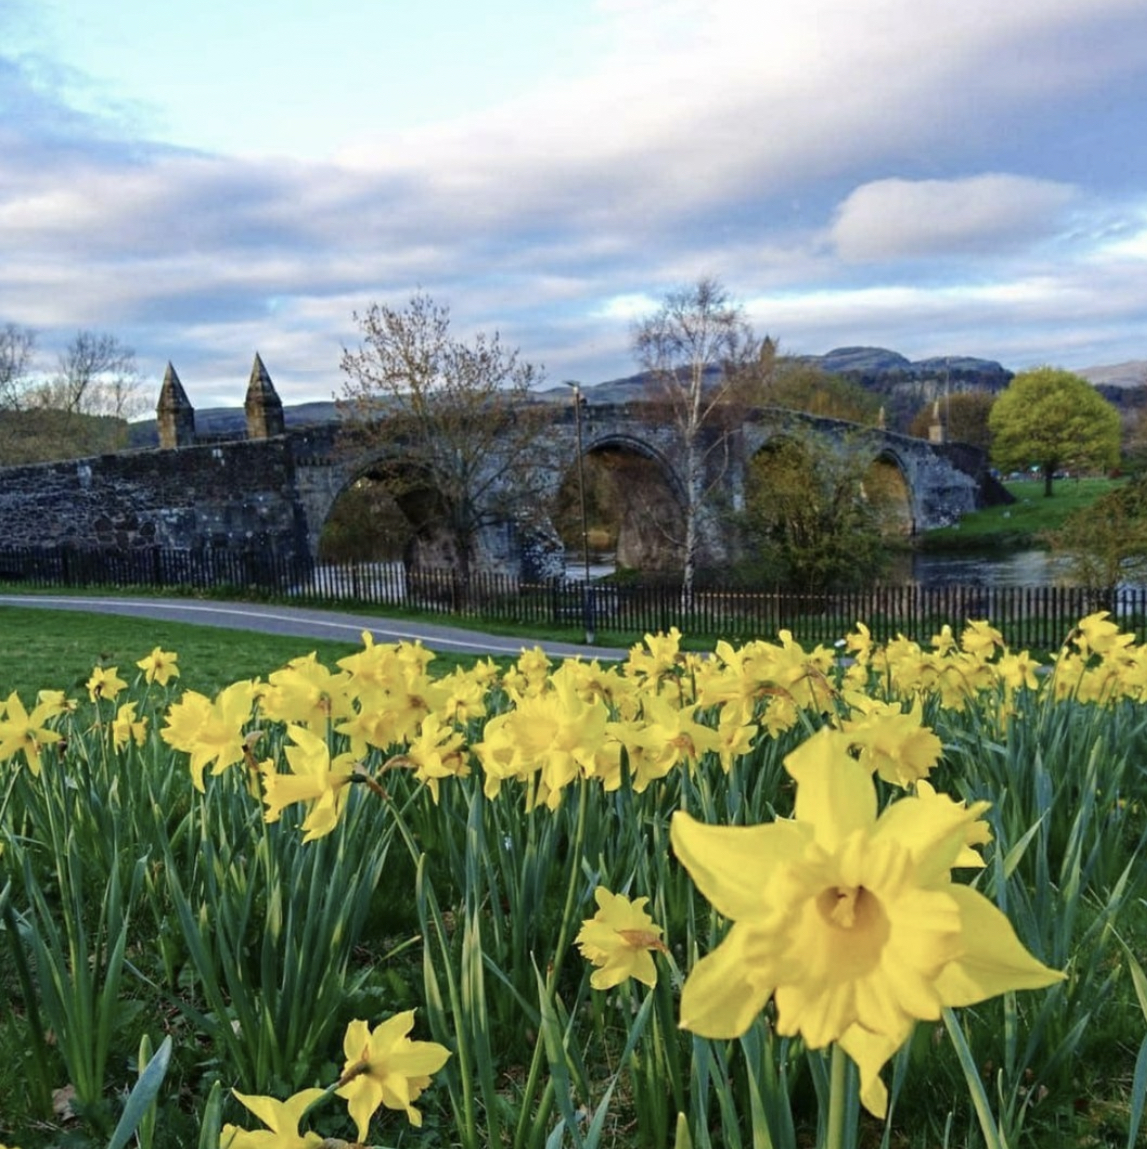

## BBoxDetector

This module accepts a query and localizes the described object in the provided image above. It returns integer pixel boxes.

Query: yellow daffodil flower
[626,627,684,680]
[671,727,1064,1118]
[0,690,63,776]
[336,1012,451,1139]
[136,646,180,686]
[400,712,469,803]
[575,886,668,990]
[86,664,127,703]
[221,1087,325,1148]
[160,680,257,792]
[111,702,148,750]
[259,653,355,728]
[996,649,1041,693]
[960,619,1004,658]
[1074,610,1129,658]
[261,724,356,841]
[839,698,942,787]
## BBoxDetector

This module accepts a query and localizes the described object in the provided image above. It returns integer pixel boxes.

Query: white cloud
[830,175,1079,261]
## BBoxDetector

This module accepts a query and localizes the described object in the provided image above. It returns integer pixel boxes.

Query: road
[0,594,629,661]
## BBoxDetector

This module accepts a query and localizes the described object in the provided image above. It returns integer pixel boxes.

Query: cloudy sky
[4,0,1147,407]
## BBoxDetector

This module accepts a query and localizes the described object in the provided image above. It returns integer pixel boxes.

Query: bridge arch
[562,430,687,573]
[862,448,916,536]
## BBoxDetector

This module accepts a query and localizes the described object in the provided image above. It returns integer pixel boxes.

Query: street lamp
[562,380,595,644]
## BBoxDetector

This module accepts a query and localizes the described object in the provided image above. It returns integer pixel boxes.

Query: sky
[4,0,1147,409]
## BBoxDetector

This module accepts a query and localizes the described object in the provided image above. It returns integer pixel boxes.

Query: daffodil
[259,653,355,728]
[671,727,1064,1118]
[160,680,258,792]
[86,664,127,703]
[1074,610,1129,658]
[111,701,148,750]
[0,690,63,776]
[261,724,356,841]
[221,1088,325,1148]
[136,646,180,686]
[400,712,469,803]
[336,1012,451,1139]
[575,887,668,989]
[840,697,942,787]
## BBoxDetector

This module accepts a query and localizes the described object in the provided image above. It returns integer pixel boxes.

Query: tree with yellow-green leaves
[988,366,1120,496]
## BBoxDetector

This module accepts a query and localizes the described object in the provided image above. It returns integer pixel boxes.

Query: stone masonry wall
[0,439,309,557]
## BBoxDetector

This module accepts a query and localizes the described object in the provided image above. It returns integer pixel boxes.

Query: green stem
[824,1043,847,1149]
[547,777,591,989]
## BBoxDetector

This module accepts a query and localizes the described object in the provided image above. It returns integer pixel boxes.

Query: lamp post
[562,380,595,644]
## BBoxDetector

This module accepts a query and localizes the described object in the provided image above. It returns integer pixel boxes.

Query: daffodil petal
[679,925,772,1038]
[786,731,877,850]
[935,885,1066,1007]
[671,811,805,921]
[838,1025,901,1118]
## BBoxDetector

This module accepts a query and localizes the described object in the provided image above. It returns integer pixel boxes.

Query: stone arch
[862,449,916,536]
[560,432,686,573]
[307,443,563,579]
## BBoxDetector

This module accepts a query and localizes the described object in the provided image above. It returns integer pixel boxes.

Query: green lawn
[921,476,1125,550]
[0,606,491,700]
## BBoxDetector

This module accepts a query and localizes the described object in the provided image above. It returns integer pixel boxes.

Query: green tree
[338,292,553,590]
[739,432,890,591]
[989,367,1120,496]
[1046,476,1147,587]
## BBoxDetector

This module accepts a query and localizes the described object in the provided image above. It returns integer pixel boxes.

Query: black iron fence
[0,543,1140,651]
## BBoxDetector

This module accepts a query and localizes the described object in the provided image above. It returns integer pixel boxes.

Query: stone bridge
[0,357,988,577]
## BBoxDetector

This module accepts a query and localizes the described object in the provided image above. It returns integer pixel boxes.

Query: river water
[895,548,1072,588]
[566,548,1146,589]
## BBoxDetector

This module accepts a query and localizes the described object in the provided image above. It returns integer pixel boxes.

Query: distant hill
[131,347,1147,448]
[536,347,1014,432]
[1077,360,1147,389]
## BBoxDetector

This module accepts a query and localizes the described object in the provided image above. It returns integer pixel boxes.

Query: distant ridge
[128,347,1145,449]
[1077,360,1147,389]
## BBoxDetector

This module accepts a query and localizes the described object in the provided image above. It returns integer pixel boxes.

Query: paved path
[0,594,629,661]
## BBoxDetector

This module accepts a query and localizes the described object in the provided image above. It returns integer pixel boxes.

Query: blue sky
[4,0,1147,407]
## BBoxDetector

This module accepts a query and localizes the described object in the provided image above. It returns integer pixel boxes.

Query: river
[566,548,1146,589]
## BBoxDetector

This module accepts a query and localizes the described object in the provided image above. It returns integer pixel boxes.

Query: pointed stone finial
[156,362,196,448]
[245,352,285,439]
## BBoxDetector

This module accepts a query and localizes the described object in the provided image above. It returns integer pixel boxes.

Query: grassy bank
[921,476,1125,551]
[0,606,493,699]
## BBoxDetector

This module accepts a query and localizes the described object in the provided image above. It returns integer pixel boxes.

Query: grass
[0,606,496,699]
[922,477,1126,551]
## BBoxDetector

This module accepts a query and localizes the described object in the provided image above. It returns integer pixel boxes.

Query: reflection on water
[569,547,1147,590]
[894,548,1074,588]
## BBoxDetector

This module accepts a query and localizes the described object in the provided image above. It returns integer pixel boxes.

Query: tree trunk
[680,442,699,610]
[1043,466,1054,497]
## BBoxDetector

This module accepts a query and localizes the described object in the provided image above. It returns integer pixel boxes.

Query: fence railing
[0,544,1140,650]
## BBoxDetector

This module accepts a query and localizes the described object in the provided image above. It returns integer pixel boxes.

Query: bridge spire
[245,352,285,439]
[156,362,196,449]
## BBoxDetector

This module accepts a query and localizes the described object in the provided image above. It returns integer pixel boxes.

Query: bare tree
[0,323,36,410]
[631,277,763,600]
[0,327,143,464]
[338,292,554,591]
[44,330,143,419]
